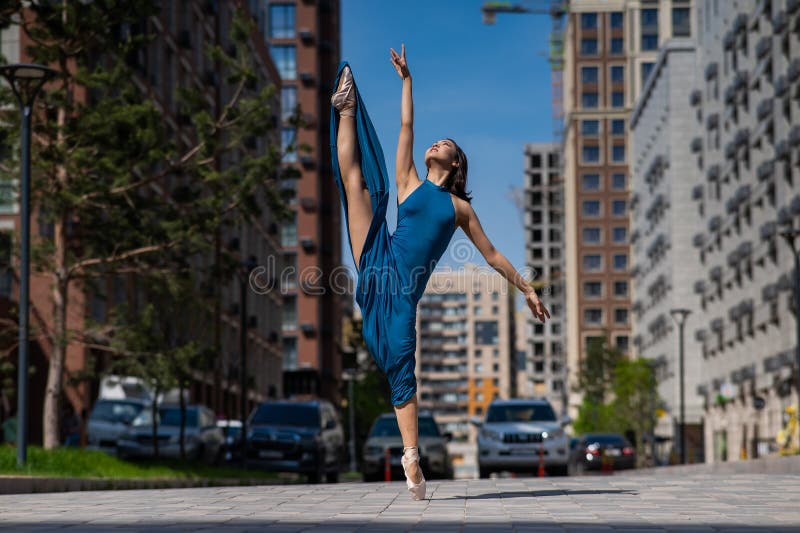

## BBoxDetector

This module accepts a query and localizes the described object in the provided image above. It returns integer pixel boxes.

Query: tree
[572,335,623,434]
[609,357,659,466]
[0,2,291,448]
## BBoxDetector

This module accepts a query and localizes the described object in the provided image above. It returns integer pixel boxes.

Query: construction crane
[480,1,568,146]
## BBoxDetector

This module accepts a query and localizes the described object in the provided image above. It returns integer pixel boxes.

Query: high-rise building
[563,0,695,417]
[251,0,343,402]
[416,265,515,441]
[684,0,800,463]
[521,143,567,414]
[630,38,705,463]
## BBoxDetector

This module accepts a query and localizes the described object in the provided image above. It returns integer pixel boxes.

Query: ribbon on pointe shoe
[401,446,426,501]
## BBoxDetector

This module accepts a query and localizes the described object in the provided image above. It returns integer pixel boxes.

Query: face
[424,139,459,169]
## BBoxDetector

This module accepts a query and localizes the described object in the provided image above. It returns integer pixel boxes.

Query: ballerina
[330,44,549,500]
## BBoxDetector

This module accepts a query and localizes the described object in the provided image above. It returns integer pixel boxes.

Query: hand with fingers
[390,43,411,80]
[526,291,551,323]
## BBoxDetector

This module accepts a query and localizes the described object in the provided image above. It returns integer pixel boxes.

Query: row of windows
[581,172,627,191]
[585,334,630,353]
[583,253,628,272]
[581,65,626,84]
[582,226,628,244]
[581,90,626,109]
[584,308,630,326]
[584,280,629,298]
[580,36,625,56]
[582,143,626,163]
[581,119,626,136]
[577,8,690,56]
[580,11,624,30]
[581,199,628,217]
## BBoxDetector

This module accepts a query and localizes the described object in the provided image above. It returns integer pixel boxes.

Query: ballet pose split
[330,44,550,500]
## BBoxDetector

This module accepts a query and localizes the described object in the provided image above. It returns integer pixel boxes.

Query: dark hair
[443,138,471,203]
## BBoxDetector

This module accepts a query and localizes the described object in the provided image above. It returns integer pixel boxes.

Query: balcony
[690,89,702,107]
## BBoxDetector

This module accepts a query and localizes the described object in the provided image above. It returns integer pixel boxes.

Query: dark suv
[246,400,344,483]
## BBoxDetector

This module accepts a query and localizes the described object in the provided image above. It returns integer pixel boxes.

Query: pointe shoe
[331,66,356,117]
[401,446,426,501]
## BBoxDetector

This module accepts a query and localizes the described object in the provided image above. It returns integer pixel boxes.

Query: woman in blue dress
[330,45,550,500]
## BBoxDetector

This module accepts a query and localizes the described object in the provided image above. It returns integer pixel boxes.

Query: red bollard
[537,441,546,477]
[384,447,391,482]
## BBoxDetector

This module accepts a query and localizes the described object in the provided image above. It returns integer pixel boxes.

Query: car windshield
[158,408,198,427]
[89,400,145,425]
[584,434,628,445]
[370,416,440,438]
[486,404,557,423]
[250,404,320,427]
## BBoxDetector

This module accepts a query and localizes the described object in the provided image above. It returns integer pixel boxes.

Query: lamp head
[0,63,56,108]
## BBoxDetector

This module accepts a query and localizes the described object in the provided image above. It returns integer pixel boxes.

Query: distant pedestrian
[329,44,550,500]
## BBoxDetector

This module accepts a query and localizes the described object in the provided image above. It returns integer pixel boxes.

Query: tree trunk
[179,379,186,461]
[42,276,68,449]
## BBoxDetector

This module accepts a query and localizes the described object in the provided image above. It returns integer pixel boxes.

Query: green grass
[0,445,280,481]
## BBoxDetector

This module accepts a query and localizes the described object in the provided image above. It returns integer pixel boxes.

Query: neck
[426,168,450,187]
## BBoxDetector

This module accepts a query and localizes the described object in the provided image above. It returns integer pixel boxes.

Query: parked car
[361,412,453,482]
[474,398,571,477]
[87,398,150,454]
[246,400,344,483]
[116,404,224,464]
[217,419,242,463]
[568,433,636,474]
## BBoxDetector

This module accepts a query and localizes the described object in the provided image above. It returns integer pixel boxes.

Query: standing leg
[394,395,422,483]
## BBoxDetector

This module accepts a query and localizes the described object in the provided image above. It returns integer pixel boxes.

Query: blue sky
[339,0,554,274]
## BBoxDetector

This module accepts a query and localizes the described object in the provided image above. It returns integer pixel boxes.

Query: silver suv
[474,398,570,477]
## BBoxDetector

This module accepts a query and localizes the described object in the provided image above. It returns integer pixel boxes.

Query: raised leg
[334,72,372,269]
[394,395,423,484]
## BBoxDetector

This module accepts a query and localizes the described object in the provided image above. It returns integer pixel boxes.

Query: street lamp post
[238,255,258,468]
[0,64,56,467]
[780,229,800,420]
[670,308,692,465]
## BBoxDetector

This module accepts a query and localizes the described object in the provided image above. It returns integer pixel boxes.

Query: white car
[474,398,571,477]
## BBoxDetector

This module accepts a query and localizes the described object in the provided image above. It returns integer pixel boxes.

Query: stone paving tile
[1,473,799,532]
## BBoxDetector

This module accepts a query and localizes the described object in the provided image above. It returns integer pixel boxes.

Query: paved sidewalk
[1,473,799,532]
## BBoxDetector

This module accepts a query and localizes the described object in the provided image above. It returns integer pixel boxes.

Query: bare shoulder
[450,195,474,228]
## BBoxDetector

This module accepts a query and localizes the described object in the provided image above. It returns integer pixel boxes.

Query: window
[580,38,598,55]
[641,34,659,51]
[641,62,655,86]
[581,12,598,29]
[611,119,625,135]
[270,44,296,79]
[281,211,297,246]
[281,127,297,162]
[583,254,602,271]
[610,65,624,83]
[474,363,483,373]
[613,254,628,271]
[584,308,603,324]
[582,92,599,108]
[282,337,298,370]
[612,226,627,243]
[641,7,659,51]
[475,321,499,345]
[615,308,629,324]
[614,281,628,297]
[581,66,599,83]
[491,305,498,315]
[610,11,623,28]
[582,200,601,216]
[611,173,626,190]
[612,144,626,162]
[672,7,691,37]
[612,199,627,216]
[269,4,296,38]
[611,91,625,108]
[529,153,542,168]
[584,281,602,297]
[282,296,297,330]
[582,120,600,135]
[610,37,624,54]
[616,335,630,352]
[582,145,600,162]
[582,174,600,191]
[474,306,482,315]
[583,227,601,243]
[281,86,297,121]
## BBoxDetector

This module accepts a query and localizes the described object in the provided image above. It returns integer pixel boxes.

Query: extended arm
[391,44,420,198]
[460,203,550,322]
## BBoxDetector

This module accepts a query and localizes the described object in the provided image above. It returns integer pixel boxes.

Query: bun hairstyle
[444,138,471,203]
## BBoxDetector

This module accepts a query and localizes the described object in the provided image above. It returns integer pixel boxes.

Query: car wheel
[479,466,492,479]
[308,461,324,484]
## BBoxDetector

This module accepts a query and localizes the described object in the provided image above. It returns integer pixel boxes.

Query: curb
[0,475,277,495]
[622,454,800,476]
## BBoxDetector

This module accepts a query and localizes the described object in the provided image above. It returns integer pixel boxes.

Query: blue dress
[330,62,456,405]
